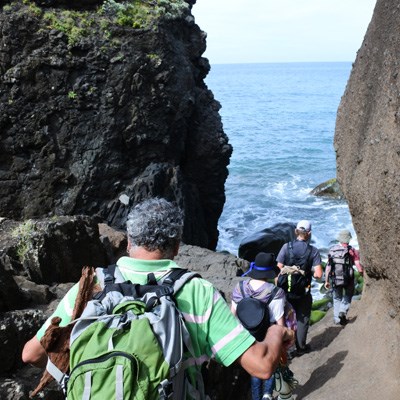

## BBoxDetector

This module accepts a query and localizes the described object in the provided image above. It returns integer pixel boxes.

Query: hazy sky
[192,0,377,64]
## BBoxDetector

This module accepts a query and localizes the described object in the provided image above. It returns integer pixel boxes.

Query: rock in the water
[310,178,344,199]
[238,223,296,261]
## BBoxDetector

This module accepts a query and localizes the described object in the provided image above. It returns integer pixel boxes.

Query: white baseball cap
[296,220,312,232]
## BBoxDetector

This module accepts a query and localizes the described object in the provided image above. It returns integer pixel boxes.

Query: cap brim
[247,268,279,280]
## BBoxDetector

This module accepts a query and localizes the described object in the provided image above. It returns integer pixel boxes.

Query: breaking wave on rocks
[206,62,358,260]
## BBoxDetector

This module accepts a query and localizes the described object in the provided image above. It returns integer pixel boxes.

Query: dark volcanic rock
[0,0,231,250]
[0,216,108,311]
[0,310,47,374]
[175,244,249,303]
[238,222,296,261]
[310,178,344,199]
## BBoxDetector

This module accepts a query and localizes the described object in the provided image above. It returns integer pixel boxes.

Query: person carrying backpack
[231,252,291,400]
[276,220,323,357]
[324,229,364,326]
[22,198,294,400]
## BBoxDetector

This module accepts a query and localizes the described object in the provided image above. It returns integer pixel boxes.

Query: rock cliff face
[335,0,400,308]
[335,0,400,395]
[0,0,231,250]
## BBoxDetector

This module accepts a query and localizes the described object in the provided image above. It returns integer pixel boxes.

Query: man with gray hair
[23,198,294,399]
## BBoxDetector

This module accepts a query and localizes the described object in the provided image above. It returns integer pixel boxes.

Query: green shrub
[310,310,326,325]
[311,297,331,311]
[43,10,94,46]
[99,0,188,29]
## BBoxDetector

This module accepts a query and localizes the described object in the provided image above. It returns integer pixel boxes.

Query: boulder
[0,216,108,311]
[238,223,296,261]
[310,178,344,199]
[0,310,47,374]
[175,244,249,303]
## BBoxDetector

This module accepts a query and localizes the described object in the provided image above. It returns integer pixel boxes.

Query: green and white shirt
[37,256,255,397]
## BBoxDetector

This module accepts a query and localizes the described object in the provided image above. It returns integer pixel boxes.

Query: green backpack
[46,265,200,400]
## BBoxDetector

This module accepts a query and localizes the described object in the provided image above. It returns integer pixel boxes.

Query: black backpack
[286,241,313,272]
[328,244,354,287]
[277,241,313,299]
[236,281,279,342]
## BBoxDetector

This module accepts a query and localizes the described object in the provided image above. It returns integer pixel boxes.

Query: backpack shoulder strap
[252,284,279,303]
[161,268,202,295]
[304,244,313,267]
[265,286,280,305]
[95,264,125,287]
[288,241,294,264]
[239,280,247,298]
[346,245,355,264]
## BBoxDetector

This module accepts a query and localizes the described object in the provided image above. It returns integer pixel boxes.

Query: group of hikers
[21,197,364,400]
[231,219,363,399]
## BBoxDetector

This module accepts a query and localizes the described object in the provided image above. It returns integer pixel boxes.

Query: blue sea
[205,62,356,261]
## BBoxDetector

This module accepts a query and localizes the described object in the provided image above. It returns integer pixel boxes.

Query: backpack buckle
[158,379,173,400]
[103,272,114,286]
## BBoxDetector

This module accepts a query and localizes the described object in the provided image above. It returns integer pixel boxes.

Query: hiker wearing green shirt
[22,197,294,399]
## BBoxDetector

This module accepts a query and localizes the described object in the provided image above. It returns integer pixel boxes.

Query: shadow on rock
[295,351,348,399]
[308,326,344,352]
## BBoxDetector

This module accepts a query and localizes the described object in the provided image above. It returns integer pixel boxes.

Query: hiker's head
[242,252,279,281]
[295,219,312,239]
[337,229,352,244]
[126,198,183,259]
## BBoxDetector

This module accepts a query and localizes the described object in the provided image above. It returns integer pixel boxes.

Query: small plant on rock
[12,220,36,263]
[68,91,77,99]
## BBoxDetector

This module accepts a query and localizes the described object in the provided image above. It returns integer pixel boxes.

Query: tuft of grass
[22,0,42,16]
[12,220,36,262]
[43,10,95,46]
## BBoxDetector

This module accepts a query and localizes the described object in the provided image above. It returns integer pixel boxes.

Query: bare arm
[313,264,323,279]
[22,336,47,368]
[324,263,332,289]
[355,259,364,274]
[237,325,294,379]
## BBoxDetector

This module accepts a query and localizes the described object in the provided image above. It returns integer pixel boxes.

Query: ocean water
[205,62,356,261]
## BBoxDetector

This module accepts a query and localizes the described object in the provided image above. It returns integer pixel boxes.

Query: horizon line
[208,60,353,66]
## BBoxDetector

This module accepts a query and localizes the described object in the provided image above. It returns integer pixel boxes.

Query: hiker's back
[328,244,354,287]
[286,241,313,271]
[276,241,314,300]
[63,267,200,400]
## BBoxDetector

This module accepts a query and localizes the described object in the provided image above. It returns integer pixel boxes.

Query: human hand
[282,327,295,349]
[324,281,331,289]
[267,325,295,348]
